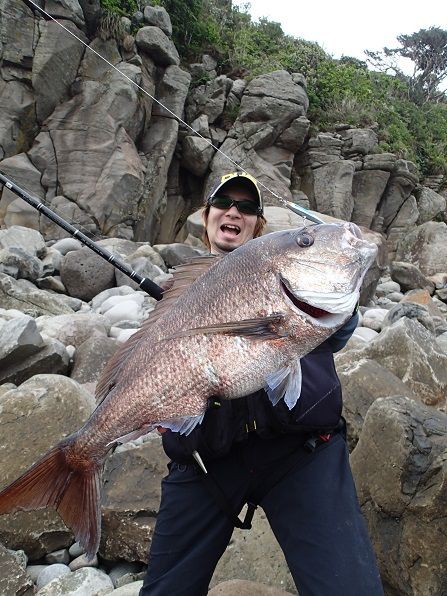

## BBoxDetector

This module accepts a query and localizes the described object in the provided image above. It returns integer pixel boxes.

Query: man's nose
[226,204,241,215]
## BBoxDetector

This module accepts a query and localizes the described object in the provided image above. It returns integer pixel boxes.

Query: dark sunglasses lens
[236,201,259,214]
[210,196,259,215]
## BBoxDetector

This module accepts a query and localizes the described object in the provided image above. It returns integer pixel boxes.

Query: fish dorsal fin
[95,255,220,404]
[149,255,221,326]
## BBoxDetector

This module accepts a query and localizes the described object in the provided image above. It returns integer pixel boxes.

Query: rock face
[351,396,447,596]
[1,0,443,264]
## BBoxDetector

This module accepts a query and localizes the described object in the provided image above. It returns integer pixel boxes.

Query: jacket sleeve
[326,312,359,353]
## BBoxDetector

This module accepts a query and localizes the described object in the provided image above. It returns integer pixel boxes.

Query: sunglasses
[207,194,262,215]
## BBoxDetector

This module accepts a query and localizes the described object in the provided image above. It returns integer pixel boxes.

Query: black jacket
[162,314,358,464]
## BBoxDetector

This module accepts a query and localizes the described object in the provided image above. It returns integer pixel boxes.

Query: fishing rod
[0,171,164,301]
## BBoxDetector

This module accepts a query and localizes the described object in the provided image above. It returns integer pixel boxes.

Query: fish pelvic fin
[265,359,302,409]
[0,443,101,560]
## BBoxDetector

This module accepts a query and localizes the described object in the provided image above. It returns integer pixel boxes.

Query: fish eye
[296,233,314,247]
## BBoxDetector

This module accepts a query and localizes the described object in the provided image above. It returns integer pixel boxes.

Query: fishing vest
[161,340,343,464]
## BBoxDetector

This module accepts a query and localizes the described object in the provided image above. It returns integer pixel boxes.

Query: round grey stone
[36,563,71,590]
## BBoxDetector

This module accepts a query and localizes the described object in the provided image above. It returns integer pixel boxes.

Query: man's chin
[211,238,242,254]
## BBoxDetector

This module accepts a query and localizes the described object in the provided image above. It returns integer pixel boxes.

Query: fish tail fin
[0,443,101,559]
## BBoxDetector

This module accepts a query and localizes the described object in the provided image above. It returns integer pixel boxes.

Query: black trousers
[140,432,384,596]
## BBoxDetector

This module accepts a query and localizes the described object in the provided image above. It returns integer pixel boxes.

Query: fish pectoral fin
[157,413,205,436]
[265,360,302,409]
[168,314,286,340]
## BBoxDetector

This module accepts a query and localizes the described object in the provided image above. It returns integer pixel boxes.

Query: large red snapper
[0,223,377,557]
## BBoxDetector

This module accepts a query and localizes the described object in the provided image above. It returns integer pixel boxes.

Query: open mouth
[220,224,241,236]
[280,278,330,318]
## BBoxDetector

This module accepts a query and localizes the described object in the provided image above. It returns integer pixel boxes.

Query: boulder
[0,315,44,368]
[135,26,179,66]
[186,75,233,125]
[336,357,415,448]
[36,312,110,348]
[181,135,215,176]
[0,272,77,316]
[415,186,446,224]
[302,132,343,166]
[1,0,36,69]
[337,318,447,407]
[39,195,97,242]
[390,261,435,294]
[60,247,116,301]
[31,56,146,239]
[339,128,378,157]
[70,335,119,385]
[0,543,34,596]
[0,225,46,257]
[382,302,436,334]
[0,375,95,558]
[384,194,419,259]
[396,222,447,276]
[100,436,168,562]
[0,246,44,281]
[37,566,114,595]
[212,508,295,593]
[36,563,71,590]
[208,71,310,206]
[153,242,206,267]
[143,5,172,36]
[360,308,389,332]
[209,580,294,596]
[44,0,85,28]
[351,396,447,596]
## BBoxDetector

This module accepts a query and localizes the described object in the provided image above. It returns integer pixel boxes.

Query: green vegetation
[100,0,139,16]
[100,0,447,178]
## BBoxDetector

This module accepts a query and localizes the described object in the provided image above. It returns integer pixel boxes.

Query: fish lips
[279,275,356,327]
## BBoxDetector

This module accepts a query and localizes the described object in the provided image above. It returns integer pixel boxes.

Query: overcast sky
[233,0,446,72]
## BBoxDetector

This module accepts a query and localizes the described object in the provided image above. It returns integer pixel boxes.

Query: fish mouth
[279,276,349,327]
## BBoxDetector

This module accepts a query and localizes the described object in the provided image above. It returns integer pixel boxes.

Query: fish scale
[0,222,377,558]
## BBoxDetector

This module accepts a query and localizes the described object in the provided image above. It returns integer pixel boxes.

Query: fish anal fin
[0,444,101,560]
[169,314,286,340]
[266,360,302,409]
[107,425,154,447]
[95,255,221,404]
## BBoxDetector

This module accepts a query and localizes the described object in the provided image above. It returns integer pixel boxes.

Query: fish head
[273,222,378,328]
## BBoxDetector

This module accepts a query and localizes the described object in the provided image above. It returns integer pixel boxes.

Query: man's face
[206,187,259,254]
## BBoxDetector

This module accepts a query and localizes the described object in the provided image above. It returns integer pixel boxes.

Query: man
[140,172,383,596]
